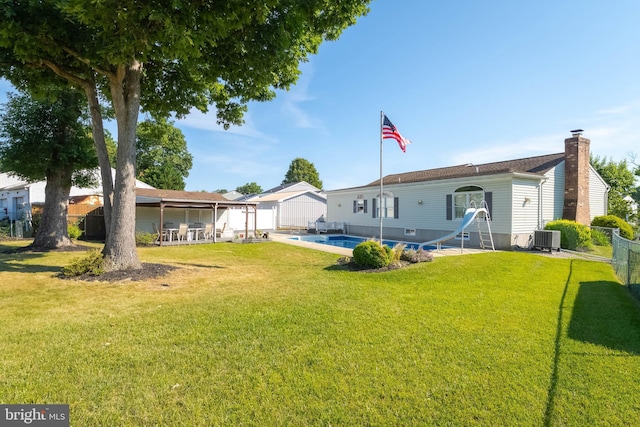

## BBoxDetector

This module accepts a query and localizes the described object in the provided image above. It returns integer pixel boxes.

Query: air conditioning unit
[533,230,561,252]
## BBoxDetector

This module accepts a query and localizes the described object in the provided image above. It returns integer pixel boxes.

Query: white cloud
[278,63,324,129]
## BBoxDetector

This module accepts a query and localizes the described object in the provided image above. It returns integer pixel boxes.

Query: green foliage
[62,249,104,277]
[389,243,405,263]
[0,90,97,183]
[545,220,592,251]
[591,155,637,220]
[352,240,391,269]
[0,0,370,268]
[67,223,84,239]
[591,228,611,247]
[135,232,156,246]
[134,118,193,190]
[591,215,635,240]
[236,182,263,195]
[282,158,323,189]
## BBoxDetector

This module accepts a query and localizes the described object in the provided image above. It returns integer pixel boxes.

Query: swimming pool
[289,235,441,251]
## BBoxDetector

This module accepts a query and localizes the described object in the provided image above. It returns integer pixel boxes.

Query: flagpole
[379,110,384,243]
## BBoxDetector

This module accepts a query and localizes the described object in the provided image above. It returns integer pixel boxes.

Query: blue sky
[2,1,640,192]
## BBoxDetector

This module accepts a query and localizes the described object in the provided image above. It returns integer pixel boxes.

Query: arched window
[353,193,367,214]
[374,191,396,218]
[453,186,484,219]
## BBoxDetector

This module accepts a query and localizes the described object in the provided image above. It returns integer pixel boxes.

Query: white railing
[307,221,347,234]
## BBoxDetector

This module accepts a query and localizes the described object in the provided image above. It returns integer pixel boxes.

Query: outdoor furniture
[176,223,189,244]
[152,223,168,243]
[201,223,213,240]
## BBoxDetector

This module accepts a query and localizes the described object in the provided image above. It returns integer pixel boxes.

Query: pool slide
[419,207,487,250]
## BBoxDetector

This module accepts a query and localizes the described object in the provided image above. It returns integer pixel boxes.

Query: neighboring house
[0,169,154,222]
[326,132,609,250]
[240,181,327,229]
[222,190,244,201]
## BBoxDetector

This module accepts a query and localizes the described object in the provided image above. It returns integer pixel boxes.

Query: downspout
[538,177,547,230]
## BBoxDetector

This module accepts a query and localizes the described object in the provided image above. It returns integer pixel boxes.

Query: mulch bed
[2,243,177,282]
[74,263,178,282]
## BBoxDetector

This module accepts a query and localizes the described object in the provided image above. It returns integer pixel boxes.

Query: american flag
[382,115,411,152]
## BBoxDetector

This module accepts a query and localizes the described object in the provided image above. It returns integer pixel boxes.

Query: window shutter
[446,194,452,220]
[484,192,493,219]
[364,199,368,214]
[394,197,399,218]
[353,200,357,213]
[372,198,377,218]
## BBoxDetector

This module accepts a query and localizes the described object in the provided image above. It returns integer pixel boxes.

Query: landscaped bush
[136,231,156,246]
[353,240,391,269]
[545,219,592,251]
[591,228,611,247]
[68,222,83,239]
[62,249,104,277]
[591,215,635,240]
[401,248,434,263]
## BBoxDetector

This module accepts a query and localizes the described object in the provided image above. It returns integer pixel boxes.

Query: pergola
[135,188,258,246]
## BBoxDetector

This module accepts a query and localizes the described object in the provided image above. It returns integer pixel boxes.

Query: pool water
[290,235,440,251]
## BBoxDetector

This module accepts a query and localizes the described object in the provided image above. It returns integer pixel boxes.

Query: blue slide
[419,207,488,250]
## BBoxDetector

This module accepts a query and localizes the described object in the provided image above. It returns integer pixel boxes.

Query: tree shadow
[567,280,640,355]
[0,251,62,274]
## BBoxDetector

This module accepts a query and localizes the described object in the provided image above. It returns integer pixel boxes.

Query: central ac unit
[533,230,561,252]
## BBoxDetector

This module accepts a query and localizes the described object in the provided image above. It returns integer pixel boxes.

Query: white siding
[275,193,326,227]
[589,166,608,218]
[541,163,564,226]
[511,179,540,233]
[327,175,516,236]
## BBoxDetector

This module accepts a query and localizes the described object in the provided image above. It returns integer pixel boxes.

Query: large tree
[110,119,193,190]
[282,157,323,189]
[0,90,97,249]
[236,182,263,195]
[591,155,637,220]
[0,0,370,271]
[136,119,192,190]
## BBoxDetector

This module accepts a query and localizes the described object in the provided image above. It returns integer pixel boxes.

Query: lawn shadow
[0,252,62,274]
[568,280,640,355]
[172,262,226,269]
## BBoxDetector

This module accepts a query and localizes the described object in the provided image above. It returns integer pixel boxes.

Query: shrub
[401,248,434,263]
[389,243,406,263]
[63,249,104,277]
[68,222,83,239]
[136,231,156,246]
[353,240,391,269]
[544,220,592,251]
[591,228,611,247]
[591,215,635,240]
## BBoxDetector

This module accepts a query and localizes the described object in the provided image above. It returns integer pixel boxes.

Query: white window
[376,192,395,219]
[354,194,367,214]
[453,186,484,219]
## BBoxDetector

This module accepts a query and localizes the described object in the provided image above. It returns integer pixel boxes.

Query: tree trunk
[102,61,143,271]
[30,169,74,249]
[84,81,113,238]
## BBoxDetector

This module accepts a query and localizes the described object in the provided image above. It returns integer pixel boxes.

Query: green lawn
[1,240,639,426]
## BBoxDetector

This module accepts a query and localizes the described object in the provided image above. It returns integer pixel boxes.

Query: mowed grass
[1,240,640,426]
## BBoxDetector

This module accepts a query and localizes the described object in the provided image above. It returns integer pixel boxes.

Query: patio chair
[176,223,189,244]
[152,223,168,243]
[201,223,213,240]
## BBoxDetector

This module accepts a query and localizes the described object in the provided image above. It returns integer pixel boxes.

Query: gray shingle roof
[367,152,565,187]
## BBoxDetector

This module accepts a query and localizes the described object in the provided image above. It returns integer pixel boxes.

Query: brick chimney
[562,130,590,224]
